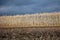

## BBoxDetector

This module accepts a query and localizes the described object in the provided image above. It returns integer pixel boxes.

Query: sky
[0,0,60,16]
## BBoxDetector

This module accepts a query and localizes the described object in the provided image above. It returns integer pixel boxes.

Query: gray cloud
[0,0,60,16]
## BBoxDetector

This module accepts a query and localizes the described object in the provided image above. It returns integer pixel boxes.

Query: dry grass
[0,12,60,27]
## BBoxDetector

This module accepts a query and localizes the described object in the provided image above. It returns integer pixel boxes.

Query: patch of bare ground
[0,28,60,40]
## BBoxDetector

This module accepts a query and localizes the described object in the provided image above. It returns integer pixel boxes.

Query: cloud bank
[0,0,60,15]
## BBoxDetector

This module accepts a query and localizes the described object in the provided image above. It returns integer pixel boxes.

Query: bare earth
[0,28,60,40]
[0,12,60,27]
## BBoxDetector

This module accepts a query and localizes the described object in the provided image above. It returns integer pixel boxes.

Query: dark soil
[0,27,60,40]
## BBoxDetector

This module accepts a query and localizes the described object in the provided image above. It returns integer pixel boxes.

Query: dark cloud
[0,0,60,16]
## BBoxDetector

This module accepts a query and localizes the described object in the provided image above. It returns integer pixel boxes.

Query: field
[0,12,60,40]
[0,27,60,40]
[0,12,60,27]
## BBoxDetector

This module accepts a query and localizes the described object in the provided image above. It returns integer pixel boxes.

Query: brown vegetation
[0,12,60,27]
[0,28,60,40]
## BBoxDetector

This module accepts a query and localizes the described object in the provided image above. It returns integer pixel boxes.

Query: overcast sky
[0,0,60,16]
